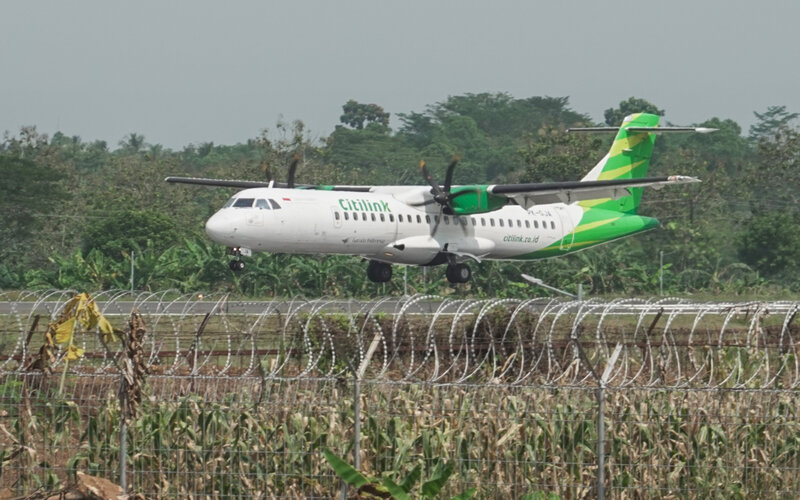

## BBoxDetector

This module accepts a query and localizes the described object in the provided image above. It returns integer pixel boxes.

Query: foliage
[604,97,664,126]
[341,100,391,130]
[2,93,800,296]
[82,209,180,259]
[323,448,476,499]
[739,211,800,279]
[749,105,799,141]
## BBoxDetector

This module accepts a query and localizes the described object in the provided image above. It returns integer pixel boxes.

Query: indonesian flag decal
[282,197,291,201]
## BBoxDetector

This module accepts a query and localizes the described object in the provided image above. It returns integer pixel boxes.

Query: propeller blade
[443,155,459,194]
[287,155,300,189]
[431,210,442,236]
[262,162,273,183]
[419,160,447,202]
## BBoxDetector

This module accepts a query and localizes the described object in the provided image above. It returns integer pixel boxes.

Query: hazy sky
[2,1,799,149]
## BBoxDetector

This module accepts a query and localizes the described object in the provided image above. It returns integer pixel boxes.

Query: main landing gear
[367,261,393,283]
[445,263,471,284]
[366,261,472,284]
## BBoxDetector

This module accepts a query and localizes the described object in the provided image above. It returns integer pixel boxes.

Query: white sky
[2,1,798,149]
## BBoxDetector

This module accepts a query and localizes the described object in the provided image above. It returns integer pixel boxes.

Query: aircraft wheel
[367,261,392,283]
[229,260,245,272]
[446,263,471,284]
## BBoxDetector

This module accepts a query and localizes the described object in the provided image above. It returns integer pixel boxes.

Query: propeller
[413,156,473,236]
[286,154,300,189]
[263,155,301,188]
[413,156,463,214]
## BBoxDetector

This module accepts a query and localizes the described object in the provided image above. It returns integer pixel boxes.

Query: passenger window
[344,212,349,221]
[534,220,539,229]
[525,220,530,228]
[461,217,467,226]
[334,212,341,220]
[362,213,367,221]
[371,213,376,221]
[517,220,522,228]
[490,219,495,227]
[508,219,513,227]
[499,219,504,227]
[398,214,403,223]
[471,217,477,226]
[425,215,431,223]
[268,199,281,210]
[481,218,486,227]
[233,198,255,208]
[380,213,385,222]
[551,221,556,230]
[256,199,270,209]
[389,214,394,222]
[417,215,422,223]
[444,216,450,225]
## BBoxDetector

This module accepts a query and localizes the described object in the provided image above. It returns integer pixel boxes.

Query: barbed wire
[1,290,798,389]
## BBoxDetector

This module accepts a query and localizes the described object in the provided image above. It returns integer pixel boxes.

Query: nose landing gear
[227,247,246,272]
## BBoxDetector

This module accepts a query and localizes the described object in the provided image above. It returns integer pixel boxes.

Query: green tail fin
[580,113,660,214]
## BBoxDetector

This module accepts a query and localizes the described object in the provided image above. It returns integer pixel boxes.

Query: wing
[165,176,373,192]
[488,175,699,209]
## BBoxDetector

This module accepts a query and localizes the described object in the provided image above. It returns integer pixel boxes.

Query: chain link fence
[1,291,799,498]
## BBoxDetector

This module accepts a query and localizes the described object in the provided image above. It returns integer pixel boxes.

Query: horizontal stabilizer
[567,126,718,134]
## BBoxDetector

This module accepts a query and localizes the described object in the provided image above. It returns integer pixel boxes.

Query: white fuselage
[204,187,583,265]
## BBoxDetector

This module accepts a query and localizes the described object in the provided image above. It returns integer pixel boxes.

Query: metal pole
[403,266,408,297]
[120,396,127,491]
[353,376,361,470]
[596,386,605,500]
[578,283,583,302]
[130,250,135,295]
[659,250,664,296]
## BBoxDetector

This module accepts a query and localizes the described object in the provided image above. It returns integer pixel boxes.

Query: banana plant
[322,448,475,500]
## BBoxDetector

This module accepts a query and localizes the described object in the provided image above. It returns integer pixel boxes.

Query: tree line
[1,94,798,297]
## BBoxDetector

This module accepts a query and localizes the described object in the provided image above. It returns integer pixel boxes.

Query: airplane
[166,113,715,284]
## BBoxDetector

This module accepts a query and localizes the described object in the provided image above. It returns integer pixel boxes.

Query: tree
[339,100,390,130]
[82,209,180,259]
[749,105,799,141]
[118,133,146,154]
[604,97,664,126]
[0,155,68,261]
[520,126,605,183]
[739,211,800,279]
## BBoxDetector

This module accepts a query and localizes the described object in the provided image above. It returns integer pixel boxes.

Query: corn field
[1,290,800,498]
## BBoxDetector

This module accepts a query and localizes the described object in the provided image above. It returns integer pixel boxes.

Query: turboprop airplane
[166,113,715,284]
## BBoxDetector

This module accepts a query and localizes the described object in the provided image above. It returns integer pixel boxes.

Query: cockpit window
[269,199,282,210]
[233,198,255,208]
[223,197,236,208]
[255,199,270,209]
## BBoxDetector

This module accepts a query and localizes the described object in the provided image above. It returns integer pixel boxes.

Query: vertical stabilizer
[579,113,659,214]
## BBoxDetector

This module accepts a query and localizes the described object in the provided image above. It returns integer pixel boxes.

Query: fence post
[354,376,361,470]
[596,386,605,500]
[120,372,127,492]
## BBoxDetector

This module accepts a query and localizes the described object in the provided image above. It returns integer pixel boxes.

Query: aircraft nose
[205,211,236,244]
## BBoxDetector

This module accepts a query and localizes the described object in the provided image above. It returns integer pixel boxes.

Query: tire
[367,261,392,283]
[446,263,471,283]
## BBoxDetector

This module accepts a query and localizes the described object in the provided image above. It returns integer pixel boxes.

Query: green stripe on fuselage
[514,207,658,260]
